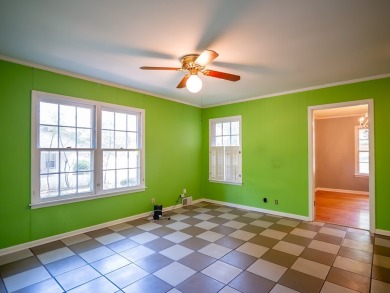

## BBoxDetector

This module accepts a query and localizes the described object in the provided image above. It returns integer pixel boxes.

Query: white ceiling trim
[1,55,389,109]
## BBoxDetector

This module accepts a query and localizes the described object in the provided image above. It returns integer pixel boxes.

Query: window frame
[31,91,145,208]
[355,126,369,177]
[209,115,242,185]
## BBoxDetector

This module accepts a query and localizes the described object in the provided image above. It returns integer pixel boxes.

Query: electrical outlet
[275,199,278,205]
[152,198,155,205]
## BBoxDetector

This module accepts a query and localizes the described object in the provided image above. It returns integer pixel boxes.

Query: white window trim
[209,115,242,185]
[31,90,145,208]
[354,126,369,177]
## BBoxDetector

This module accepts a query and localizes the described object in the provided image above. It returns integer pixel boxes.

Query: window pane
[40,102,58,125]
[117,169,128,188]
[223,122,230,135]
[223,136,230,146]
[128,114,137,132]
[40,151,59,174]
[231,135,239,146]
[102,130,114,149]
[115,113,127,131]
[231,121,239,135]
[60,173,77,195]
[102,111,114,129]
[127,132,138,149]
[59,127,76,148]
[359,129,369,140]
[103,151,115,170]
[40,174,59,198]
[103,170,116,190]
[129,168,140,186]
[359,140,369,151]
[359,152,369,163]
[40,126,58,148]
[60,105,76,127]
[215,123,222,136]
[215,137,222,146]
[129,151,140,168]
[359,163,369,174]
[77,107,91,128]
[78,171,93,193]
[77,128,92,148]
[61,151,77,172]
[77,152,92,171]
[115,131,127,149]
[117,151,128,169]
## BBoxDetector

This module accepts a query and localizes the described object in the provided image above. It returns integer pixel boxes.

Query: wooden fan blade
[140,66,181,70]
[195,50,219,66]
[177,74,190,88]
[202,70,240,81]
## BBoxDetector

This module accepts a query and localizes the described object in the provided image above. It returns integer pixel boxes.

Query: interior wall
[0,60,202,249]
[315,116,369,192]
[202,77,390,232]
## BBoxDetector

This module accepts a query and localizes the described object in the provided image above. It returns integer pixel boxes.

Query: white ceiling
[0,0,389,107]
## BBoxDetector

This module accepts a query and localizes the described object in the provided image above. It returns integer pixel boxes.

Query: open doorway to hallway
[308,100,375,232]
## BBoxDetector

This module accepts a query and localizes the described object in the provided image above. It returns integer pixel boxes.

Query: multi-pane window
[209,116,242,184]
[356,127,369,175]
[101,110,141,190]
[32,91,145,207]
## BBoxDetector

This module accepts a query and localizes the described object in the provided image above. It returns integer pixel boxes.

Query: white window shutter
[210,146,224,180]
[225,146,241,183]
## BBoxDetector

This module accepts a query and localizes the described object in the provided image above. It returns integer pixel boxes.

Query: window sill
[208,179,242,186]
[354,174,369,178]
[30,187,146,209]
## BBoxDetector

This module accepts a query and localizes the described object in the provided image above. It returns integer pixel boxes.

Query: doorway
[308,100,375,232]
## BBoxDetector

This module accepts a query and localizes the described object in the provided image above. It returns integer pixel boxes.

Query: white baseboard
[203,199,310,221]
[315,187,369,196]
[375,229,390,237]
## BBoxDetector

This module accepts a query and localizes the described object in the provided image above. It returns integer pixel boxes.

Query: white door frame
[308,99,375,233]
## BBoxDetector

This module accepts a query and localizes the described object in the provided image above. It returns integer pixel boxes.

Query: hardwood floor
[315,190,369,230]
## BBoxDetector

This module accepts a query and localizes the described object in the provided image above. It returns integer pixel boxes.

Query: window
[209,116,242,184]
[356,127,369,176]
[31,91,145,207]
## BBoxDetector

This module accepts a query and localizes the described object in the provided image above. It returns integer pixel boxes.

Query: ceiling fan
[140,50,240,93]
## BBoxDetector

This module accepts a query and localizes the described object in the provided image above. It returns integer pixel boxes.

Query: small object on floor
[153,204,163,220]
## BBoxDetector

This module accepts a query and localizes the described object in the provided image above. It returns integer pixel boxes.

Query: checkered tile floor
[1,202,390,292]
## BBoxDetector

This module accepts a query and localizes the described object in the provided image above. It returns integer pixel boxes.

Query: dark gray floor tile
[85,228,113,239]
[278,269,324,293]
[208,217,230,225]
[13,278,63,293]
[123,274,172,293]
[210,225,236,235]
[324,223,348,231]
[215,236,245,250]
[143,238,174,252]
[260,249,297,268]
[338,246,372,263]
[247,235,279,248]
[220,250,257,270]
[327,267,370,293]
[30,241,65,255]
[300,248,336,266]
[181,226,207,236]
[268,224,294,233]
[68,239,103,254]
[229,209,248,216]
[176,272,224,293]
[229,271,275,293]
[372,265,390,283]
[45,255,86,276]
[117,227,144,237]
[375,245,390,257]
[0,256,42,278]
[205,210,224,217]
[180,237,210,251]
[314,233,343,245]
[283,234,312,247]
[178,252,216,271]
[240,224,265,234]
[261,215,281,223]
[297,222,322,232]
[0,279,6,293]
[135,253,173,273]
[181,217,204,226]
[148,227,176,237]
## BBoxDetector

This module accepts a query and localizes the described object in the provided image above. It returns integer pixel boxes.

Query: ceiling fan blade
[140,66,181,70]
[195,50,219,66]
[177,74,190,88]
[202,70,240,81]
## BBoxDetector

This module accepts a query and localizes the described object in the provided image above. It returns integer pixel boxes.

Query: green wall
[1,58,389,250]
[202,78,390,231]
[0,60,202,249]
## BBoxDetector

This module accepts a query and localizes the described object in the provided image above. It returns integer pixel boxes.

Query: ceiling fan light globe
[186,75,202,93]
